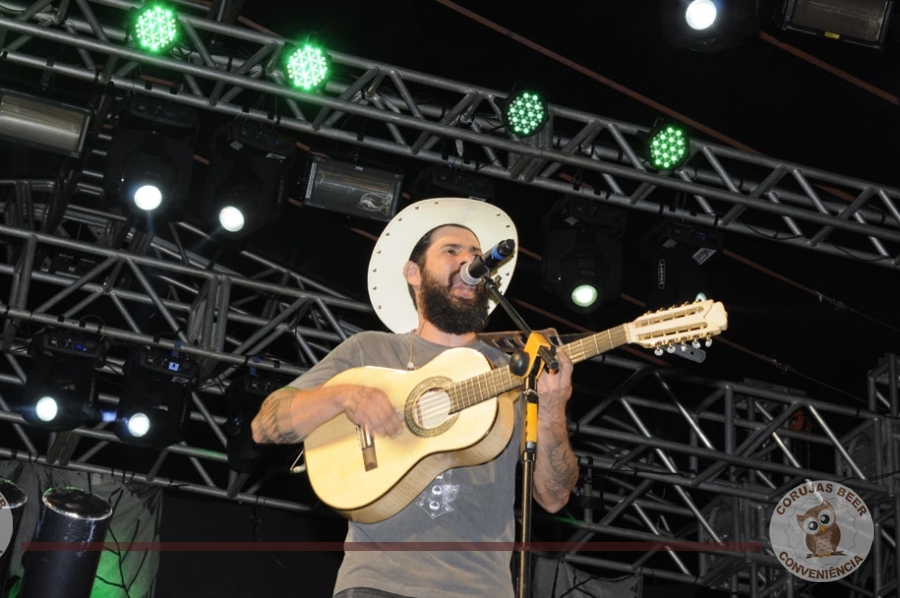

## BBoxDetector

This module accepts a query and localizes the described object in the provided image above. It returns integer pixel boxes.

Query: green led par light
[132,3,181,54]
[284,43,331,90]
[503,90,548,138]
[647,123,690,171]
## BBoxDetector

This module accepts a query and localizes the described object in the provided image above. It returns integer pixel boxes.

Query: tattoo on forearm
[258,391,302,444]
[537,427,579,504]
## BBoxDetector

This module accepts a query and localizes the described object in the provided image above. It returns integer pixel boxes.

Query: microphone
[459,239,516,285]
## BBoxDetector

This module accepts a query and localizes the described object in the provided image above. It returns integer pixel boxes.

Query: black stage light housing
[663,0,760,52]
[18,331,103,431]
[541,198,626,315]
[114,350,199,448]
[203,121,296,240]
[779,0,894,49]
[304,155,403,222]
[224,373,288,473]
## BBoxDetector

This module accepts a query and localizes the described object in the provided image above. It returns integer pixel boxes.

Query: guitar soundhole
[405,377,458,437]
[414,389,451,429]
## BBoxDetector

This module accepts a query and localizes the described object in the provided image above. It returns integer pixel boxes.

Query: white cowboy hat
[367,197,518,333]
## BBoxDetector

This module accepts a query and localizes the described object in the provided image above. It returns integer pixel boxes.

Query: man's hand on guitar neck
[533,349,579,513]
[535,348,574,413]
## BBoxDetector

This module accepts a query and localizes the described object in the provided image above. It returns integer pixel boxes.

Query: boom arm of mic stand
[482,276,531,338]
[483,276,558,375]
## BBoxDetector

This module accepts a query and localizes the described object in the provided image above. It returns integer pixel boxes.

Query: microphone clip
[459,239,515,285]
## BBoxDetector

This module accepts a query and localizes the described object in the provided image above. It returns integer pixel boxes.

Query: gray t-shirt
[290,330,521,598]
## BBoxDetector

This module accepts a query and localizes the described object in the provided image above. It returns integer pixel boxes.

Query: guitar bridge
[357,425,378,471]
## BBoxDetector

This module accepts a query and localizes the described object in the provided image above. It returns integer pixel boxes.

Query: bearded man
[252,198,578,598]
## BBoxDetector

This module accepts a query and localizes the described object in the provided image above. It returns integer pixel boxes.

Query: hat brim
[367,198,518,333]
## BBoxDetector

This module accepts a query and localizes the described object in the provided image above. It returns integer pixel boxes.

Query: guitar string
[420,315,710,418]
[413,337,600,424]
[414,337,602,421]
[408,330,517,419]
[411,314,715,423]
[413,332,628,423]
[409,329,504,421]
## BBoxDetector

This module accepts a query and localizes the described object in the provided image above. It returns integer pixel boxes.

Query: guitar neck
[559,324,629,365]
[448,324,628,414]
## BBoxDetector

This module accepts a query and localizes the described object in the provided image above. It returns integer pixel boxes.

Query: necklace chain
[407,327,422,371]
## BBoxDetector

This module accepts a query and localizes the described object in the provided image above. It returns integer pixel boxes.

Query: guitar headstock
[624,300,728,354]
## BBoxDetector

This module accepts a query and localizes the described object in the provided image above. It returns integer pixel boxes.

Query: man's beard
[419,268,490,335]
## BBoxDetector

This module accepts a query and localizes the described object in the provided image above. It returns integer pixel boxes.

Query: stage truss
[0,1,898,595]
[0,0,898,267]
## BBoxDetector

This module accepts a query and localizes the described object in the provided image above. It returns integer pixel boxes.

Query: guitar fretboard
[447,325,629,414]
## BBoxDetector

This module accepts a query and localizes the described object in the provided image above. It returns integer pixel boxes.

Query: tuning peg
[692,339,701,349]
[654,346,664,356]
[705,337,713,347]
[680,342,687,352]
[666,343,676,353]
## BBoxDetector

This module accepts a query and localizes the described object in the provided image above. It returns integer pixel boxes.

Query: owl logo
[771,481,873,582]
[798,499,845,558]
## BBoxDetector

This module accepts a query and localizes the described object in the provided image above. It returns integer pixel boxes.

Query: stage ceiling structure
[0,1,898,596]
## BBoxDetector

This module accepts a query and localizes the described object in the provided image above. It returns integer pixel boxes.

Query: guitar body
[303,299,729,523]
[303,347,518,523]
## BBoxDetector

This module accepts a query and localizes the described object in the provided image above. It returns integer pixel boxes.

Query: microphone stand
[482,275,557,598]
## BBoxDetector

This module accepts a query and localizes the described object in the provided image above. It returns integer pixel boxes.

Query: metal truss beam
[0,219,367,371]
[0,0,898,268]
[0,201,896,596]
[0,2,899,595]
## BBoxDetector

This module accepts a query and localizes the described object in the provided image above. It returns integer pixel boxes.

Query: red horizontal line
[23,541,762,553]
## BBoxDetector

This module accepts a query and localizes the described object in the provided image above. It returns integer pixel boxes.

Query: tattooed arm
[532,350,579,513]
[251,384,403,444]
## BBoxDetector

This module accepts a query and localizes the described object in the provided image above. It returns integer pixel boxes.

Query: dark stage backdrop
[155,493,345,597]
[157,495,650,598]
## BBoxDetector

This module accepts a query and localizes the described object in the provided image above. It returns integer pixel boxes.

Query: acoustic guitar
[304,300,728,523]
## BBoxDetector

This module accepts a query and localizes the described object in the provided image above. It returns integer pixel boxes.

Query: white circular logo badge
[0,490,14,557]
[769,481,873,582]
